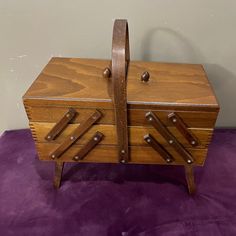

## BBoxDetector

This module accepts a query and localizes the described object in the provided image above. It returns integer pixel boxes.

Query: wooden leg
[53,162,64,189]
[184,165,196,194]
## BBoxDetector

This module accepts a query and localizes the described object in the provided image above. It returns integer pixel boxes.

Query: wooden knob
[141,71,150,82]
[103,67,111,78]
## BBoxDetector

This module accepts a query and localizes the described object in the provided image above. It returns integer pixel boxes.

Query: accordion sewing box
[23,20,219,194]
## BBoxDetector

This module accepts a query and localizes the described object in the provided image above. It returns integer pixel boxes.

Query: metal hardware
[144,134,174,163]
[45,108,77,141]
[141,71,150,82]
[168,112,199,147]
[146,138,151,143]
[73,131,104,161]
[49,110,102,159]
[103,67,111,78]
[146,111,194,164]
[120,150,127,163]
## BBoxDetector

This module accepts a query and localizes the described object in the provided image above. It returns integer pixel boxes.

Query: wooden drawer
[30,122,213,149]
[28,106,215,167]
[25,105,218,129]
[36,143,207,166]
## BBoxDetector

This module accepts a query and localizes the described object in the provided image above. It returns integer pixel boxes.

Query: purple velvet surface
[0,129,236,235]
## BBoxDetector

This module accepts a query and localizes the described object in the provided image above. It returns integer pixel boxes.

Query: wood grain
[73,131,104,161]
[23,58,219,110]
[111,19,130,163]
[45,108,77,141]
[145,111,194,164]
[144,134,175,163]
[49,110,102,159]
[30,122,213,148]
[168,112,199,147]
[22,21,220,193]
[24,105,218,128]
[35,142,208,166]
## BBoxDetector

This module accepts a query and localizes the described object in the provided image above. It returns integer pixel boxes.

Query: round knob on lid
[141,71,150,82]
[103,67,111,78]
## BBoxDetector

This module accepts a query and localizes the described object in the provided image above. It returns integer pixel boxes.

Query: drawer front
[31,122,213,149]
[25,105,218,128]
[26,105,217,166]
[35,143,207,166]
[30,123,211,166]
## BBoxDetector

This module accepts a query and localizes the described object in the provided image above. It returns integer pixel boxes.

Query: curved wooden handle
[111,19,130,163]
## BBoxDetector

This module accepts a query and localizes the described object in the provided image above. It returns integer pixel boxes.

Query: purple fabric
[0,129,236,235]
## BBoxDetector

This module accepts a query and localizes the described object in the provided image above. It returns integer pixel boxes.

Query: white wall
[1,0,236,133]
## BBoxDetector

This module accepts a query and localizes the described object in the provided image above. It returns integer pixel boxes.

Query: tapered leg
[53,162,64,188]
[184,165,196,194]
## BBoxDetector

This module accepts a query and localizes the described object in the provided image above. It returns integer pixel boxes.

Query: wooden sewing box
[23,20,219,194]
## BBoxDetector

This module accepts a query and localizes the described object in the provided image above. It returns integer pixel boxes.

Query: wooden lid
[23,57,219,111]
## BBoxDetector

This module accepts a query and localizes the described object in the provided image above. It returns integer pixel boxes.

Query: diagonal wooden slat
[144,134,175,163]
[73,131,104,161]
[49,110,102,159]
[45,108,77,141]
[168,112,199,147]
[146,111,194,164]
